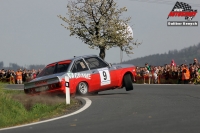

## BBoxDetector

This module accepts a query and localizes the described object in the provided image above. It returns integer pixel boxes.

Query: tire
[123,74,134,91]
[77,82,88,95]
[24,89,30,94]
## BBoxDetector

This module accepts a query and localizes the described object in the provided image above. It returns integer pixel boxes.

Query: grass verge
[0,83,82,129]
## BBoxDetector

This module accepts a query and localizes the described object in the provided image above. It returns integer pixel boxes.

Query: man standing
[153,67,159,84]
[145,63,151,71]
[193,58,199,68]
[16,69,23,84]
[182,65,190,84]
[143,67,150,84]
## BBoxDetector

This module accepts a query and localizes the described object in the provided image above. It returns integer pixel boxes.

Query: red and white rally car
[24,55,136,95]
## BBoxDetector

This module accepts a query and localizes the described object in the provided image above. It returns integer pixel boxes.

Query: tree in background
[58,0,138,60]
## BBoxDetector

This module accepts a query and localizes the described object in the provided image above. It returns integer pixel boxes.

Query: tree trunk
[99,46,106,60]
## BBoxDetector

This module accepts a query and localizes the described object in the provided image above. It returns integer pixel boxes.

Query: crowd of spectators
[135,58,200,84]
[0,68,42,84]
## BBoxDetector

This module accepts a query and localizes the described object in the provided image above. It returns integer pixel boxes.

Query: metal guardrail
[4,84,24,90]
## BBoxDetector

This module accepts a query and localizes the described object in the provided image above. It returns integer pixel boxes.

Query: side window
[84,57,108,69]
[71,59,89,73]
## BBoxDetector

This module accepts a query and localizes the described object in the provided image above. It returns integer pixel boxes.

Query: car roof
[46,54,98,66]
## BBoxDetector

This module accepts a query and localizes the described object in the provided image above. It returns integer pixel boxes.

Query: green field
[0,83,82,128]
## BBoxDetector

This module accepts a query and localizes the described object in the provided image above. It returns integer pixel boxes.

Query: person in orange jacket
[182,64,190,84]
[16,69,23,84]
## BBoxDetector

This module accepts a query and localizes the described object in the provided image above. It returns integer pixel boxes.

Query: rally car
[24,55,136,95]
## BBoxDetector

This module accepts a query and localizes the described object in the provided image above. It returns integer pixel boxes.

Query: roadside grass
[0,83,82,129]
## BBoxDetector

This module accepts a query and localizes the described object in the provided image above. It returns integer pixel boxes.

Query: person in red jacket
[171,59,176,67]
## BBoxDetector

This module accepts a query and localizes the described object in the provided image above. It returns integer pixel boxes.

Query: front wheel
[123,74,134,91]
[77,82,88,95]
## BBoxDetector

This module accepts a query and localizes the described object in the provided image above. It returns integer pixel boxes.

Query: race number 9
[103,71,107,80]
[98,68,111,86]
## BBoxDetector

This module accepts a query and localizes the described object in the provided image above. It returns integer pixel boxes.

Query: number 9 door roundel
[98,68,111,86]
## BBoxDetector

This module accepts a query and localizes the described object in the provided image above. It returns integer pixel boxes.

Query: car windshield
[37,61,71,77]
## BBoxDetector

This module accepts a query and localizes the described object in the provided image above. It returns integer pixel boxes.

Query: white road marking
[0,97,92,131]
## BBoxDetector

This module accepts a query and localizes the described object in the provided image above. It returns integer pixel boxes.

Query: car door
[84,56,117,90]
[70,59,99,92]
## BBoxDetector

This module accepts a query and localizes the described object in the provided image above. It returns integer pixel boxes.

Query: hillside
[122,42,200,67]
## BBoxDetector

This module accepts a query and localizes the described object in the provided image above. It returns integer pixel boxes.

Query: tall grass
[0,83,81,128]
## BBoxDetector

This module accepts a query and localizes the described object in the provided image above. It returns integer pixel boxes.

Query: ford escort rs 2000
[24,55,136,95]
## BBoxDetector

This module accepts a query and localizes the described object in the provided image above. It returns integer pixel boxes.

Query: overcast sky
[1,0,200,67]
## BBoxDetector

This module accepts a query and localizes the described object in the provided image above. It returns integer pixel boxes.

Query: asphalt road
[1,84,200,133]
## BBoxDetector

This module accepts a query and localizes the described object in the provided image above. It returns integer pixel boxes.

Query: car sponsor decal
[98,68,111,86]
[67,72,91,79]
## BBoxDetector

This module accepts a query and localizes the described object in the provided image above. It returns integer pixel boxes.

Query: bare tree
[58,0,137,60]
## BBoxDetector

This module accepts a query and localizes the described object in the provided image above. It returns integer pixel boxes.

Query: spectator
[194,71,200,84]
[143,67,149,84]
[163,68,170,81]
[29,70,33,79]
[153,66,159,84]
[32,69,37,79]
[193,58,199,67]
[171,66,179,83]
[0,69,3,80]
[0,69,6,82]
[198,67,200,74]
[171,59,176,67]
[5,70,12,82]
[10,70,16,84]
[16,69,23,84]
[145,63,151,71]
[140,67,144,77]
[22,69,28,83]
[0,69,6,77]
[182,65,190,84]
[177,66,183,84]
[189,64,193,72]
[189,66,197,84]
[36,69,42,76]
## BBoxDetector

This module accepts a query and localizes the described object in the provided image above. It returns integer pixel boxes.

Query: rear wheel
[77,82,88,95]
[123,74,133,91]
